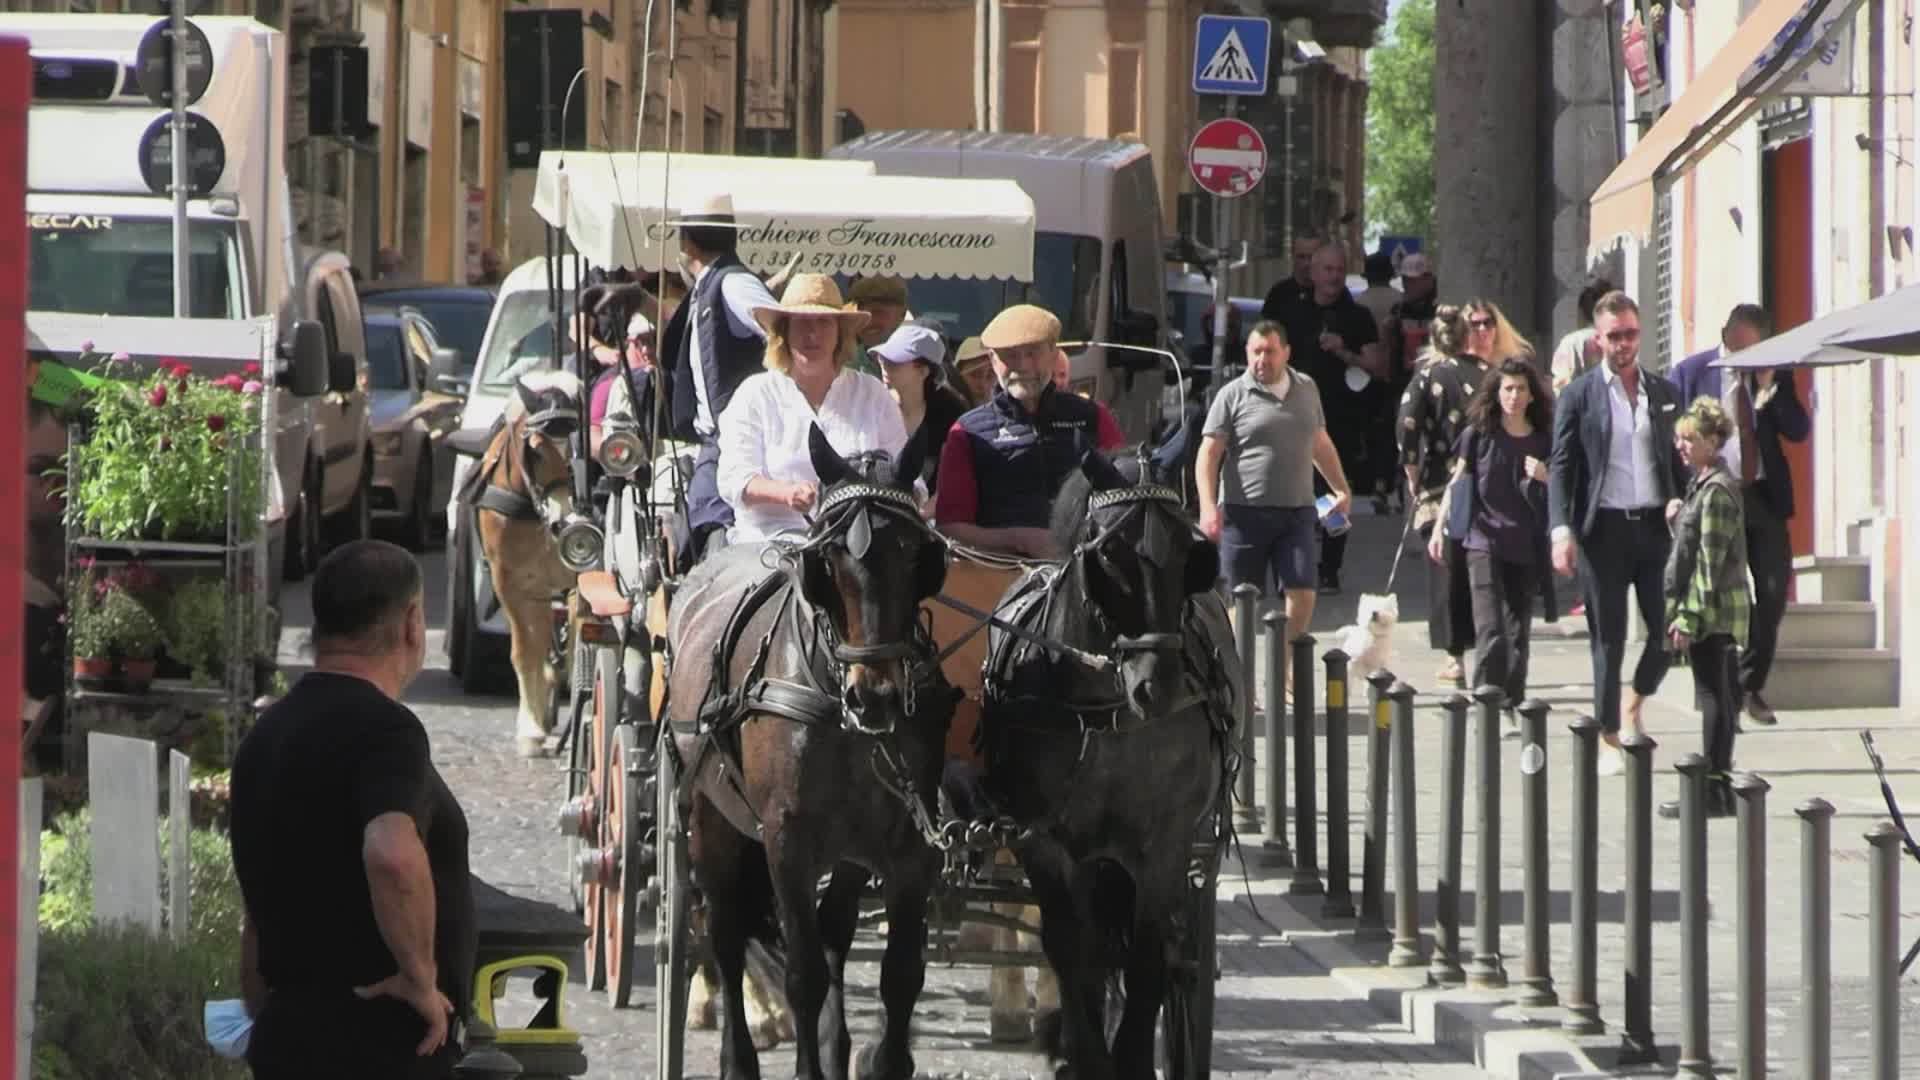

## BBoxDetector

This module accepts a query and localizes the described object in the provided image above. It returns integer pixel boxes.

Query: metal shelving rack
[60,359,276,771]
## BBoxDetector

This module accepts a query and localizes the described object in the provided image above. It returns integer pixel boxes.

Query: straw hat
[663,191,739,229]
[980,304,1061,350]
[848,274,909,307]
[751,273,872,336]
[954,336,991,366]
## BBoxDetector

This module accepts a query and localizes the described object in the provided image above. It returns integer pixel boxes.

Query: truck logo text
[27,214,113,230]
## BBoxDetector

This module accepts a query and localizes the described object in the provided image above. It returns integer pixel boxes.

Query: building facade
[14,0,824,282]
[1587,0,1917,708]
[824,0,1382,288]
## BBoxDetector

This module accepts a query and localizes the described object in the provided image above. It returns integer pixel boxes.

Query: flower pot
[118,657,158,694]
[73,656,114,691]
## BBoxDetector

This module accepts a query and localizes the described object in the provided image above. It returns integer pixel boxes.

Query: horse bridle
[1070,481,1191,661]
[502,413,575,531]
[781,481,946,729]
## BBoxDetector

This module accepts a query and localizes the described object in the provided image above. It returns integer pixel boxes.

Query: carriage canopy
[531,151,1037,283]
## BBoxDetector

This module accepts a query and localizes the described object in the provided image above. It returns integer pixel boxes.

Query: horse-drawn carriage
[475,147,1239,1080]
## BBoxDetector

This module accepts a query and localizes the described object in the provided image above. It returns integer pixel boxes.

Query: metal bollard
[1515,698,1556,1006]
[1674,753,1712,1079]
[1619,733,1659,1064]
[1464,685,1507,988]
[1562,715,1604,1034]
[1428,693,1469,986]
[1798,798,1834,1079]
[1231,584,1260,825]
[1260,611,1292,865]
[1868,820,1902,1080]
[1321,648,1356,919]
[1388,681,1423,966]
[1289,633,1322,896]
[1357,668,1395,941]
[1733,772,1768,1080]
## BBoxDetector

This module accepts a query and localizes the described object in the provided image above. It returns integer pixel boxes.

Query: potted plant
[100,588,164,692]
[163,578,228,687]
[68,573,112,691]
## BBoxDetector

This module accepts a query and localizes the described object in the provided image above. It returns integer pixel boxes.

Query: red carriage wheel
[608,721,646,1006]
[579,659,615,992]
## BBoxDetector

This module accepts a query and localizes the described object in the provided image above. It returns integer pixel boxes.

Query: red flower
[206,414,227,432]
[148,384,168,407]
[242,362,261,377]
[213,374,246,393]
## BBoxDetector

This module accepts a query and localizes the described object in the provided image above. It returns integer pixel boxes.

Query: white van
[828,131,1172,442]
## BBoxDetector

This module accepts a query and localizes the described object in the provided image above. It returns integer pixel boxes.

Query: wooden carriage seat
[923,558,1024,765]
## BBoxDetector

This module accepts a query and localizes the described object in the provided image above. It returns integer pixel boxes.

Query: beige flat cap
[848,274,909,307]
[980,304,1061,350]
[954,335,990,364]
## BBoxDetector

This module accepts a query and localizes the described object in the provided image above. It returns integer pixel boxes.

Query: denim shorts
[1220,504,1319,593]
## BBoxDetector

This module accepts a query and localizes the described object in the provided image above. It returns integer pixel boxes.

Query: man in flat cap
[933,304,1126,559]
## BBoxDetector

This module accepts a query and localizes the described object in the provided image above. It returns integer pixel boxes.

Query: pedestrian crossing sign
[1192,14,1270,96]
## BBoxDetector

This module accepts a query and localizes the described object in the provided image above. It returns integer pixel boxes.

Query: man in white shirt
[1548,292,1689,774]
[661,194,779,559]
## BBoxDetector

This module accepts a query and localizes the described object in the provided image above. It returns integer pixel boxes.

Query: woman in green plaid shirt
[1660,397,1751,820]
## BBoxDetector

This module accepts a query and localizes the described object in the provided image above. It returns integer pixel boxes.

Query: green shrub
[32,922,248,1080]
[34,809,250,1078]
[99,588,164,661]
[164,579,228,685]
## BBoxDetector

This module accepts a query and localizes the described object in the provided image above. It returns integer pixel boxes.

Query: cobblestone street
[279,550,1494,1078]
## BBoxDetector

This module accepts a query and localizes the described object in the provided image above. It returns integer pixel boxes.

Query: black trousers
[1427,533,1474,656]
[1741,489,1791,695]
[1467,549,1538,704]
[247,989,459,1079]
[1690,633,1740,797]
[1576,509,1674,735]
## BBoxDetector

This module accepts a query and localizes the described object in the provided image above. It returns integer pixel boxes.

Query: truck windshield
[477,289,579,393]
[895,232,1101,341]
[28,216,243,319]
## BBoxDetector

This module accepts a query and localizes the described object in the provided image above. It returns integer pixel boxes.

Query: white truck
[9,13,373,580]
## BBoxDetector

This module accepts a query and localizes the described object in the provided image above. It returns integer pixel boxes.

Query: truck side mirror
[428,346,466,396]
[280,320,329,397]
[328,349,358,394]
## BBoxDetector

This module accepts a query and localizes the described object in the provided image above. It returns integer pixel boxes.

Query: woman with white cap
[871,323,970,497]
[715,273,914,543]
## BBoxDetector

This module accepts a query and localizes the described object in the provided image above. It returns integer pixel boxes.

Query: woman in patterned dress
[1397,305,1485,687]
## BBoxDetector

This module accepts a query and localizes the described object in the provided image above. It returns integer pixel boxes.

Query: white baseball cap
[627,312,655,339]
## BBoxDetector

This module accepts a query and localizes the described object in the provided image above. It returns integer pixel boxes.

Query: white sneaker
[1597,744,1625,777]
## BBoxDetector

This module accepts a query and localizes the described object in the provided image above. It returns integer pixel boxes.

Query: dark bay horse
[667,424,955,1080]
[981,450,1236,1080]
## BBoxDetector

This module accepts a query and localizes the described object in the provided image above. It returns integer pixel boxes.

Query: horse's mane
[1049,448,1146,551]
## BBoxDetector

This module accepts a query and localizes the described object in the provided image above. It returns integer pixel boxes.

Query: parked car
[358,282,498,383]
[366,309,467,550]
[280,249,375,581]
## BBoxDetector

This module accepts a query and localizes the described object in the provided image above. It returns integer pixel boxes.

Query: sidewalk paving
[1230,508,1920,1077]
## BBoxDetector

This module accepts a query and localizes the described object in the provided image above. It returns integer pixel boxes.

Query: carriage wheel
[608,722,648,1007]
[579,655,618,993]
[1158,871,1218,1080]
[655,732,691,1080]
[562,688,593,916]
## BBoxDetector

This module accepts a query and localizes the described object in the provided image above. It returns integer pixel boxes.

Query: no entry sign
[1188,117,1266,198]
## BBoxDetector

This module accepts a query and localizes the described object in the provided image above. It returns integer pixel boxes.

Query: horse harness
[458,385,578,526]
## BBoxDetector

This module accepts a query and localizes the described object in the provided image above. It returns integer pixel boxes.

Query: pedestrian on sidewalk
[1397,305,1482,688]
[1462,298,1539,379]
[231,540,476,1079]
[1659,397,1751,820]
[1550,276,1613,394]
[1548,292,1688,776]
[1197,319,1353,667]
[1431,357,1555,731]
[1669,304,1808,727]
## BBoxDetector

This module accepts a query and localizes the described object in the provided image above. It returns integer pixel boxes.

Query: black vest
[666,255,764,442]
[956,386,1104,529]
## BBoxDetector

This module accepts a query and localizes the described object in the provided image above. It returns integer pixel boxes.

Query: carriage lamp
[597,426,645,478]
[555,513,605,572]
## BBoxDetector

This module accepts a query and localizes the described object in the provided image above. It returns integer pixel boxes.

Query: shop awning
[531,151,1039,281]
[1714,282,1920,368]
[1588,0,1864,258]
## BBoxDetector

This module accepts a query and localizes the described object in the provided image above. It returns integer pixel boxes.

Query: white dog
[1339,592,1400,682]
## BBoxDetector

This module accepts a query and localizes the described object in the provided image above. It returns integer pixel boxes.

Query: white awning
[532,151,1038,281]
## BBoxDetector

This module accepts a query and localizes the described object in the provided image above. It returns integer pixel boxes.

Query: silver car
[366,309,466,549]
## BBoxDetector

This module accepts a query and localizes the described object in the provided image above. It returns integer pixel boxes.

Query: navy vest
[956,386,1104,529]
[666,254,764,442]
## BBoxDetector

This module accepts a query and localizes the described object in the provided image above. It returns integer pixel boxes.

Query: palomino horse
[460,370,585,757]
[981,450,1236,1080]
[668,425,954,1080]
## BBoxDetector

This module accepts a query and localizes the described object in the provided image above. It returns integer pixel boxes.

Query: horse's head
[499,370,596,565]
[794,423,946,732]
[1052,447,1219,718]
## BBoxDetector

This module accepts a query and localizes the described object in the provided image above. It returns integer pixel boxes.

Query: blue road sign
[1193,14,1270,96]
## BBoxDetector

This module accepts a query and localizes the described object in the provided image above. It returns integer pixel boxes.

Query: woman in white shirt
[717,273,912,542]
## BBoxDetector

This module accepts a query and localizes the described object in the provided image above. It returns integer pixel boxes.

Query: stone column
[1541,0,1627,341]
[1434,0,1540,335]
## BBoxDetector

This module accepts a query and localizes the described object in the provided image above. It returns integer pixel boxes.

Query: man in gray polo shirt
[1197,320,1353,656]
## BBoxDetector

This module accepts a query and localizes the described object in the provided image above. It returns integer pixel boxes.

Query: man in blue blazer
[1669,304,1810,725]
[1549,292,1690,774]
